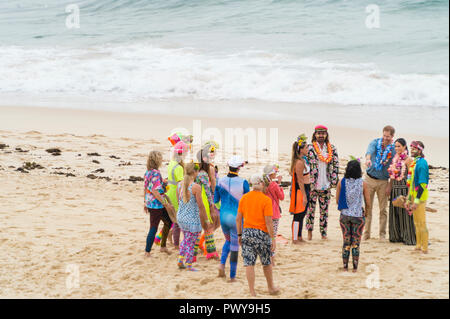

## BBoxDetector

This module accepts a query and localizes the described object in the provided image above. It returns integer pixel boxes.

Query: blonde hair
[182,162,199,203]
[146,150,163,171]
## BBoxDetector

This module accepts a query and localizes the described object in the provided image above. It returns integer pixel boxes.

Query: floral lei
[313,141,332,163]
[374,138,394,171]
[388,151,408,181]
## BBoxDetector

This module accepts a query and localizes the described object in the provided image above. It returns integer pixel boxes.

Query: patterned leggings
[339,214,365,269]
[194,230,218,259]
[179,230,201,266]
[305,189,331,237]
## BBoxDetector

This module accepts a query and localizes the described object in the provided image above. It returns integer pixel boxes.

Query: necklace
[374,138,394,171]
[313,142,332,163]
[388,151,408,181]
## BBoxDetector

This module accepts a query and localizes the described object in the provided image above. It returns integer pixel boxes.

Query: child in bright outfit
[214,155,250,281]
[177,163,211,271]
[336,160,370,272]
[237,174,280,297]
[263,164,284,264]
[193,144,220,261]
[405,141,430,254]
[143,150,173,257]
[166,140,190,250]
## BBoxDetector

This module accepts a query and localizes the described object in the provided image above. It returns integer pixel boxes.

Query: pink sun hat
[173,141,188,155]
[315,125,328,131]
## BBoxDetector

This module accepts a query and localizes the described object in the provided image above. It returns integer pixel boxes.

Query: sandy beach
[0,105,448,299]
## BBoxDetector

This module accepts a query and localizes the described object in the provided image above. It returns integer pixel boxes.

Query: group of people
[142,125,431,295]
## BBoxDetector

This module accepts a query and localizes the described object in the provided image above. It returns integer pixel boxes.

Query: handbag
[392,195,406,208]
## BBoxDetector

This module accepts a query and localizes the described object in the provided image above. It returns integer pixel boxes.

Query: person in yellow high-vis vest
[405,141,430,254]
[166,141,189,249]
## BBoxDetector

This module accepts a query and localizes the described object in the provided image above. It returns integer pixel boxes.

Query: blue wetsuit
[214,174,250,279]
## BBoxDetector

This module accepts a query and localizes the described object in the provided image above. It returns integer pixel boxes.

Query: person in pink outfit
[263,164,285,265]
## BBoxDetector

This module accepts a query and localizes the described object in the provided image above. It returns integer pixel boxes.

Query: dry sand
[0,105,448,298]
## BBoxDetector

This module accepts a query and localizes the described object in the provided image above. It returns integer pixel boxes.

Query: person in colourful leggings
[194,144,220,260]
[214,155,250,281]
[336,160,370,272]
[177,163,211,271]
[166,139,190,249]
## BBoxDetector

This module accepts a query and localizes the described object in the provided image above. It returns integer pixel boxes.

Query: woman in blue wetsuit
[214,155,250,282]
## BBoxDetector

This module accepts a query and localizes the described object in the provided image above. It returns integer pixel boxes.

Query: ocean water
[0,0,448,112]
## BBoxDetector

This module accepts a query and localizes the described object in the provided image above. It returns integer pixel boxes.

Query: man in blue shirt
[363,125,395,240]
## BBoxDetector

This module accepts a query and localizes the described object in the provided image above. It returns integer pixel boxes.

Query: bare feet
[292,240,302,245]
[250,291,257,297]
[308,231,312,241]
[339,267,348,272]
[160,247,172,255]
[422,250,429,254]
[321,236,328,240]
[228,278,237,283]
[352,268,358,273]
[269,287,280,295]
[363,234,370,241]
[144,252,151,258]
[218,265,226,278]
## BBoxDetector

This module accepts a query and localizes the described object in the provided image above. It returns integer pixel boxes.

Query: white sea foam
[0,43,448,108]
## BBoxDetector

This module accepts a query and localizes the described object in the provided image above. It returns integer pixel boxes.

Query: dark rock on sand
[92,168,105,173]
[119,161,132,166]
[429,165,448,171]
[87,152,101,156]
[280,181,292,188]
[129,176,144,182]
[15,147,29,153]
[92,160,100,164]
[52,171,76,177]
[86,174,98,179]
[110,155,120,159]
[46,148,62,156]
[0,143,9,150]
[23,162,44,170]
[16,167,29,173]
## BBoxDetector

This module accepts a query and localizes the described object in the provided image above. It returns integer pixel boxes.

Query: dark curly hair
[345,160,362,179]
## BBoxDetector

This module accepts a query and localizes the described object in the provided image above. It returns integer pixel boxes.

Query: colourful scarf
[374,138,394,171]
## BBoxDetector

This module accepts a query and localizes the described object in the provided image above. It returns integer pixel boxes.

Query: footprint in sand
[419,256,438,260]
